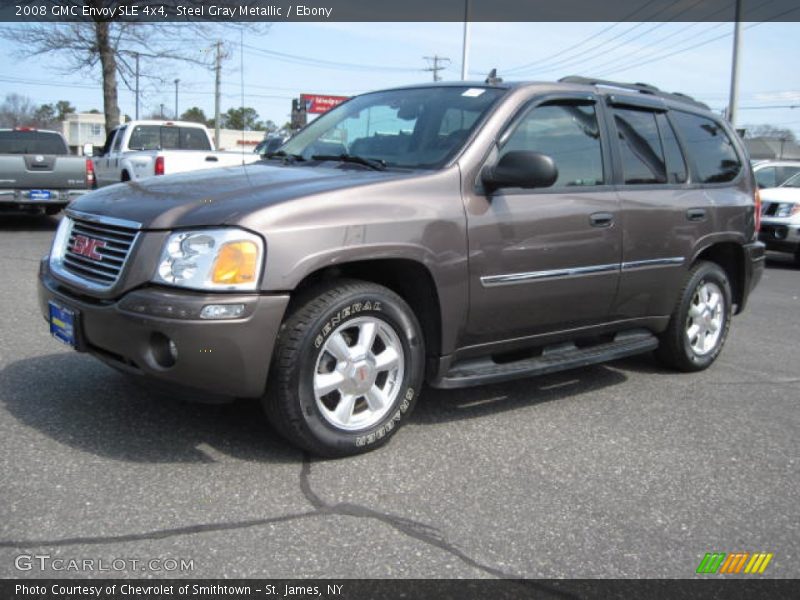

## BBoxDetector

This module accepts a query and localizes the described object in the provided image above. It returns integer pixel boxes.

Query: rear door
[94,127,120,187]
[610,101,742,319]
[464,95,622,347]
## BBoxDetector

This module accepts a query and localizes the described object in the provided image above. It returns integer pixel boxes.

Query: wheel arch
[289,258,444,378]
[692,240,746,314]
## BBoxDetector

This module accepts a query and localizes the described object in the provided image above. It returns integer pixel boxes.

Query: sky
[1,20,799,136]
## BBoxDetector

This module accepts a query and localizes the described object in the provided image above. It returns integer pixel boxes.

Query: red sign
[300,94,349,114]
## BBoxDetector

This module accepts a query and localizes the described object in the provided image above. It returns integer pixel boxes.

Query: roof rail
[558,75,709,110]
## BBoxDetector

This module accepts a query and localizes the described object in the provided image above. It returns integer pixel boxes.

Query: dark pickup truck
[39,77,764,456]
[0,128,93,215]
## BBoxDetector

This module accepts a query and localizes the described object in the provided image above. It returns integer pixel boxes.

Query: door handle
[205,156,219,162]
[687,208,707,222]
[589,212,614,228]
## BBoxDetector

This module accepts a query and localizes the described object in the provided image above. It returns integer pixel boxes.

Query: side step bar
[436,329,659,389]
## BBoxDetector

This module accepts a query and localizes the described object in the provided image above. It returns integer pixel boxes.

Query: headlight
[153,228,264,291]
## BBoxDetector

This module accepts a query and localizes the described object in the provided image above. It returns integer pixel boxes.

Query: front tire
[656,261,732,372]
[264,280,425,457]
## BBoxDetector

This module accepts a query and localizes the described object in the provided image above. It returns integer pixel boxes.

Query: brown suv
[38,77,765,456]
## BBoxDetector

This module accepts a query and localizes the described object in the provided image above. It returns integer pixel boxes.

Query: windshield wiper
[264,150,305,163]
[311,154,386,171]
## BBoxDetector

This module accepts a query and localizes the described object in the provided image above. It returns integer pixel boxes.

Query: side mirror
[82,143,94,157]
[482,151,558,192]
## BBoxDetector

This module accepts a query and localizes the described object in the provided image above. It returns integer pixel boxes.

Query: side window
[613,108,666,184]
[180,127,212,151]
[657,113,688,183]
[755,167,776,189]
[112,126,126,153]
[671,111,741,183]
[776,166,800,187]
[502,102,604,187]
[100,128,117,156]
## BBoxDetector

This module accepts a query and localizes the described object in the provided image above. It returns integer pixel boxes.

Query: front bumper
[758,218,800,254]
[38,260,289,398]
[739,241,766,313]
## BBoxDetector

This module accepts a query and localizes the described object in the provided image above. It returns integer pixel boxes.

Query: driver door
[463,96,622,347]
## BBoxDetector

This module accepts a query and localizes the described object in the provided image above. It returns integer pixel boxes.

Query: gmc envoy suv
[39,77,765,456]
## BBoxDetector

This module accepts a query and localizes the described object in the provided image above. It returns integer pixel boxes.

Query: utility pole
[160,103,164,119]
[460,1,470,81]
[134,52,140,120]
[423,55,450,82]
[214,40,223,148]
[727,0,743,127]
[174,78,179,120]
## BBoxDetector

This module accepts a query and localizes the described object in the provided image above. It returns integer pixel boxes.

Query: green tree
[181,106,208,124]
[223,106,262,130]
[55,100,76,121]
[33,103,56,128]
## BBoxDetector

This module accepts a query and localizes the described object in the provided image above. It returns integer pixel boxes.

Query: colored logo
[696,552,773,574]
[72,235,106,261]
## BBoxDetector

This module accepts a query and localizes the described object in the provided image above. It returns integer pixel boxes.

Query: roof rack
[558,76,709,110]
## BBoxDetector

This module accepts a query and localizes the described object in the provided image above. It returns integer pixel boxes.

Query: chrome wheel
[313,316,405,431]
[685,281,724,356]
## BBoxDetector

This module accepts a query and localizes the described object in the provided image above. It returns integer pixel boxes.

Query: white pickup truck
[89,120,260,187]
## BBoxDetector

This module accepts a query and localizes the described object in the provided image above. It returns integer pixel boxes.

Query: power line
[503,0,663,75]
[242,44,421,73]
[423,55,450,82]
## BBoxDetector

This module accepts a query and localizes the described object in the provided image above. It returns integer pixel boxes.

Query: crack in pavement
[0,511,319,549]
[0,452,577,595]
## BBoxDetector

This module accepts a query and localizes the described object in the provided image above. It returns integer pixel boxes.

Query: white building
[60,112,122,154]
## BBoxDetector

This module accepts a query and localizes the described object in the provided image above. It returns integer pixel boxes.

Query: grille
[62,218,138,287]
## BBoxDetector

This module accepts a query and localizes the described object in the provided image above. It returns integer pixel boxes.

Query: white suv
[759,171,800,263]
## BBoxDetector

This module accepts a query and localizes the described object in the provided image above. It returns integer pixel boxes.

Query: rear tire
[264,280,425,457]
[656,261,732,372]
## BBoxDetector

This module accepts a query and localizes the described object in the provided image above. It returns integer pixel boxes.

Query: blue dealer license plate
[49,301,76,347]
[30,190,52,200]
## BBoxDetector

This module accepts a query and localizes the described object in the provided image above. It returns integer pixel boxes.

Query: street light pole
[727,0,743,127]
[174,78,179,119]
[461,1,470,80]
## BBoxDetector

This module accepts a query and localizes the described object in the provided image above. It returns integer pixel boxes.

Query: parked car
[89,120,260,187]
[759,171,800,263]
[0,128,93,215]
[752,159,800,189]
[39,77,764,456]
[254,136,286,156]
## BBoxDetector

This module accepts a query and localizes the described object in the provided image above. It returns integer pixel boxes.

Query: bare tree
[0,94,36,128]
[3,2,268,135]
[743,124,797,143]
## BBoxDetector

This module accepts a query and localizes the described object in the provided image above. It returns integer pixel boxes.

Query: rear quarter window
[671,111,741,184]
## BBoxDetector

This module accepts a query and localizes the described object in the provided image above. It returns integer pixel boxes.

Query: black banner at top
[2,0,800,23]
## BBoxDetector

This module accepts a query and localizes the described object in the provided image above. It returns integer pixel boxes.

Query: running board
[436,329,659,389]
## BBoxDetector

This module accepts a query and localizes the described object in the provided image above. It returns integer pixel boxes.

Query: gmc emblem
[72,235,106,261]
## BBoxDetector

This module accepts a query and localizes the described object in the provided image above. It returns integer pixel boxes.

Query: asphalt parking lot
[0,213,798,580]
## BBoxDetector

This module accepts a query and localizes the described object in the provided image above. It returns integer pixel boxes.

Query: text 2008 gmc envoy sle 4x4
[39,77,765,456]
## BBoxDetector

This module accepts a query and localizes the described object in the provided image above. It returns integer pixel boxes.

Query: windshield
[0,131,68,154]
[779,171,800,188]
[128,125,212,151]
[280,86,506,169]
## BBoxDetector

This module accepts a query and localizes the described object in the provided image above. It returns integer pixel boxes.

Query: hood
[68,161,415,230]
[759,186,800,204]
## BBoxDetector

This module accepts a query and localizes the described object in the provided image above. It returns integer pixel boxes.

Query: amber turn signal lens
[211,241,258,285]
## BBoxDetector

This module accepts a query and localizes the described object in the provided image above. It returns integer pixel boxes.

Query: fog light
[200,303,246,320]
[168,340,178,361]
